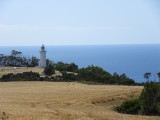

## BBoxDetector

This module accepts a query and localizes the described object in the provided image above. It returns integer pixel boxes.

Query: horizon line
[0,43,160,47]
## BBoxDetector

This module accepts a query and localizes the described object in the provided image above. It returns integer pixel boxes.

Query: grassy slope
[0,67,62,78]
[0,67,44,77]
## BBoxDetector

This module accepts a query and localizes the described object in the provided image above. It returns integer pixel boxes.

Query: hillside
[0,67,44,77]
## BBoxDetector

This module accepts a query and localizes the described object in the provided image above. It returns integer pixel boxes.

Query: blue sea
[0,44,160,83]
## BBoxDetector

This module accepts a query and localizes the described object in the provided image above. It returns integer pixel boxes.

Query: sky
[0,0,160,46]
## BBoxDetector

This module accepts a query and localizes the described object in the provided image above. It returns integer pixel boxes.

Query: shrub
[62,71,77,81]
[77,65,135,85]
[116,99,141,115]
[140,82,160,116]
[1,73,14,81]
[55,62,78,72]
[116,82,160,116]
[78,65,112,83]
[43,64,55,75]
[0,72,40,81]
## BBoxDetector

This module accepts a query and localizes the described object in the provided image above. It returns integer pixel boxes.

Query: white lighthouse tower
[39,44,47,68]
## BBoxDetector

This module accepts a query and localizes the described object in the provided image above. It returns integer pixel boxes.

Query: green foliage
[43,64,55,76]
[31,56,39,66]
[112,73,135,85]
[140,82,160,116]
[118,74,135,85]
[55,62,78,72]
[144,72,151,82]
[78,65,111,83]
[0,61,135,85]
[116,82,160,116]
[2,50,39,67]
[157,72,160,83]
[62,71,77,81]
[46,59,53,66]
[66,63,78,72]
[116,99,141,115]
[55,62,65,71]
[78,65,135,85]
[11,50,21,57]
[0,72,40,81]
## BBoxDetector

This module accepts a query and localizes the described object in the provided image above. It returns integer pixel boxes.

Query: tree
[116,82,160,116]
[43,64,55,76]
[66,63,78,72]
[157,72,160,83]
[116,99,141,115]
[62,71,77,81]
[140,82,160,116]
[11,50,21,57]
[78,65,112,83]
[144,72,151,82]
[31,56,39,66]
[55,62,66,71]
[55,62,78,72]
[46,59,52,66]
[11,50,17,56]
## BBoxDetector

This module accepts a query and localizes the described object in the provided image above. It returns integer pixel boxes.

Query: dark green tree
[140,82,160,116]
[43,64,55,76]
[66,63,78,72]
[46,59,53,66]
[11,50,21,57]
[31,56,39,66]
[144,72,151,82]
[55,62,78,72]
[116,99,141,115]
[78,65,112,83]
[55,62,66,71]
[157,72,160,83]
[62,71,77,81]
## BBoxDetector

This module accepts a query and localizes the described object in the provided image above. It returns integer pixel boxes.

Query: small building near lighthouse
[39,44,47,68]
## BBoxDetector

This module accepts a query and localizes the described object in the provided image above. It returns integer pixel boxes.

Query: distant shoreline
[1,43,160,47]
[1,45,160,83]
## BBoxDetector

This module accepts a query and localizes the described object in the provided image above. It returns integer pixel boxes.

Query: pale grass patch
[0,67,44,77]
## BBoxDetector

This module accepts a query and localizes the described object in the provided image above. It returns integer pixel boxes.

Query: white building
[39,44,47,68]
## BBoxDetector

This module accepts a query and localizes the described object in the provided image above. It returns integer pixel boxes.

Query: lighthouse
[39,44,47,68]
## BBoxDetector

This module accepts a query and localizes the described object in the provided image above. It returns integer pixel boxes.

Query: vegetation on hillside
[1,62,160,87]
[53,62,135,85]
[43,64,55,75]
[116,82,160,116]
[77,65,135,85]
[0,62,135,85]
[0,50,39,67]
[140,82,160,115]
[55,62,78,72]
[0,71,41,82]
[115,98,141,115]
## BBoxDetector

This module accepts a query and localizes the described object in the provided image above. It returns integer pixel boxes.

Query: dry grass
[0,82,159,120]
[0,67,44,77]
[0,67,62,78]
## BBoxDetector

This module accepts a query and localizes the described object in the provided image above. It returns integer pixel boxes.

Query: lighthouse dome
[41,44,45,51]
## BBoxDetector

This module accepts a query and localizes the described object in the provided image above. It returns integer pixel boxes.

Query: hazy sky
[0,0,160,46]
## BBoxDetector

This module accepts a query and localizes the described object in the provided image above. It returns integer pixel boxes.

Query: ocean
[0,44,160,82]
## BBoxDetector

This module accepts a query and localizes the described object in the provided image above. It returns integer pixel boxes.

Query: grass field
[0,67,44,77]
[0,82,159,120]
[0,67,62,78]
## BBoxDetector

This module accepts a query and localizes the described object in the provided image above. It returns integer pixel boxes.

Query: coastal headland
[0,67,159,120]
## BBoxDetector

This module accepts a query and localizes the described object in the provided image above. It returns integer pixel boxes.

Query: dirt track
[0,82,159,120]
